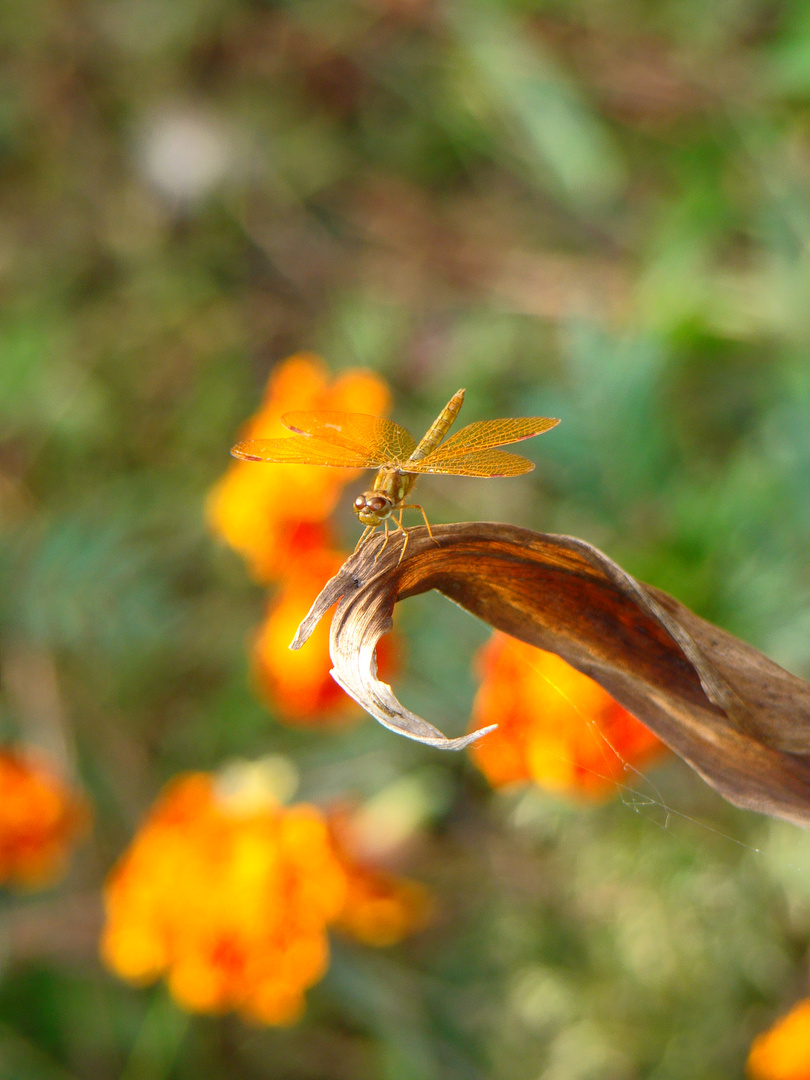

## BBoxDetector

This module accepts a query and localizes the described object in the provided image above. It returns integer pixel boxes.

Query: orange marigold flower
[251,536,397,725]
[252,541,350,721]
[328,804,432,947]
[101,770,348,1025]
[207,353,390,583]
[748,999,810,1080]
[0,748,89,889]
[469,634,666,799]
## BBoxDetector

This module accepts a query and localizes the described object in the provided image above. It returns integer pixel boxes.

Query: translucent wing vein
[281,411,416,463]
[231,436,381,468]
[421,417,559,462]
[401,449,536,477]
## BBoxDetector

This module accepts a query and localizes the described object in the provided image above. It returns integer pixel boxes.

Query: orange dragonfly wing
[400,416,559,477]
[231,433,381,468]
[402,448,536,477]
[423,417,560,460]
[281,411,417,463]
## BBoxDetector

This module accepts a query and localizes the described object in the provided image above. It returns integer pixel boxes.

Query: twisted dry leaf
[291,523,810,827]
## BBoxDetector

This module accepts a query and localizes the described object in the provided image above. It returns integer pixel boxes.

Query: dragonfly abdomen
[407,389,465,463]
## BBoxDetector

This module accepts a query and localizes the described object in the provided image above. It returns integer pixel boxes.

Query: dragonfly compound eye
[369,497,388,513]
[354,495,366,509]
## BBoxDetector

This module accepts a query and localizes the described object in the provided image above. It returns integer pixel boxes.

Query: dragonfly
[231,388,559,559]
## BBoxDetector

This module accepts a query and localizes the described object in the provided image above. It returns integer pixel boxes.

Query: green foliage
[2,0,810,1077]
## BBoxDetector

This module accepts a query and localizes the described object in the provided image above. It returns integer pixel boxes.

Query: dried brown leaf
[291,523,810,827]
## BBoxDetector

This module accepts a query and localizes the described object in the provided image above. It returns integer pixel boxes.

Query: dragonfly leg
[392,510,410,566]
[400,504,439,547]
[373,520,391,565]
[354,525,376,554]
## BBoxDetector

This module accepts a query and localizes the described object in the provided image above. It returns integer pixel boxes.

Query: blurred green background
[4,0,810,1077]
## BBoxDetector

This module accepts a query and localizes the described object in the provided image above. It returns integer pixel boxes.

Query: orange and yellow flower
[101,770,348,1024]
[748,999,810,1080]
[0,748,89,889]
[207,353,389,584]
[251,537,350,721]
[208,352,397,725]
[469,634,666,799]
[328,803,432,947]
[102,768,431,1023]
[251,533,397,723]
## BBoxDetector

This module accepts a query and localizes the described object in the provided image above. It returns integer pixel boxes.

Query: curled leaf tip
[292,523,810,826]
[289,535,493,749]
[289,566,356,652]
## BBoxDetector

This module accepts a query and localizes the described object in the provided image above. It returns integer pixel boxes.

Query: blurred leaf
[325,945,445,1080]
[119,989,190,1080]
[9,514,179,658]
[447,2,625,208]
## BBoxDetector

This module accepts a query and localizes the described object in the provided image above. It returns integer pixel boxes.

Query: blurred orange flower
[101,770,347,1025]
[0,748,89,889]
[102,768,431,1023]
[748,999,810,1080]
[251,539,350,721]
[468,635,666,799]
[207,353,390,583]
[251,536,397,724]
[328,803,432,947]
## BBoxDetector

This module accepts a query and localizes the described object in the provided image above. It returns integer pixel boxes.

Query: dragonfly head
[353,491,394,526]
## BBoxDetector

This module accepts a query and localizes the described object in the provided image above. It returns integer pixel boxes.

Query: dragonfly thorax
[353,468,415,525]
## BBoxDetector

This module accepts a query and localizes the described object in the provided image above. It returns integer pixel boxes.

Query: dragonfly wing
[421,417,559,462]
[231,435,381,468]
[281,412,417,463]
[401,448,536,477]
